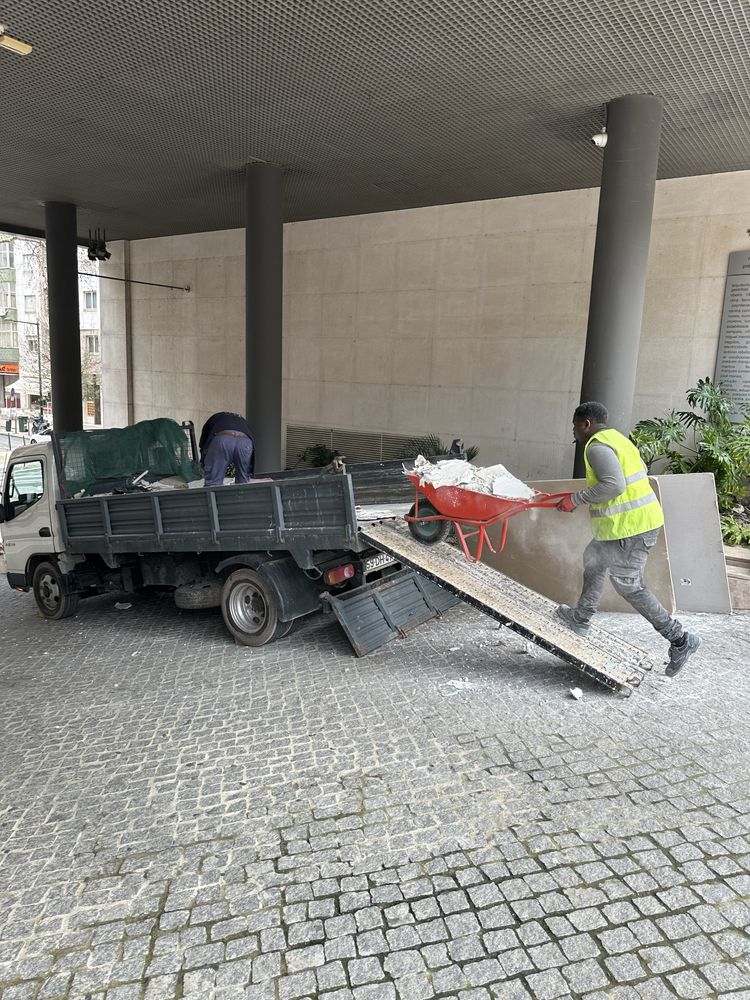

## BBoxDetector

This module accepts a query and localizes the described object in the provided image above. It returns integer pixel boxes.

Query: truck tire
[32,561,80,620]
[407,501,451,545]
[221,568,279,646]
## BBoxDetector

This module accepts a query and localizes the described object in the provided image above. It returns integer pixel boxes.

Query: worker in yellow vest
[555,401,699,676]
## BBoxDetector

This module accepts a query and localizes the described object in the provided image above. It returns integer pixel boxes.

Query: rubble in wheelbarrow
[409,455,535,500]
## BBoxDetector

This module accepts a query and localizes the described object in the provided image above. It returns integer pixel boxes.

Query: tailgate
[324,567,460,656]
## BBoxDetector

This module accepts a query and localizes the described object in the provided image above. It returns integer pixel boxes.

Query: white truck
[0,431,456,653]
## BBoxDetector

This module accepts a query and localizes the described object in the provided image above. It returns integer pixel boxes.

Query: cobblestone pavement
[1,581,749,999]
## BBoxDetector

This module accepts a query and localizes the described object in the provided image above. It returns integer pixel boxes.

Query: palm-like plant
[630,378,750,544]
[395,434,479,462]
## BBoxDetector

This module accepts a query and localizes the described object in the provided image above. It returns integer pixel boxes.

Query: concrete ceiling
[2,0,749,240]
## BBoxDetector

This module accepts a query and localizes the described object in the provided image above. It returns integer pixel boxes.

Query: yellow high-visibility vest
[583,428,665,541]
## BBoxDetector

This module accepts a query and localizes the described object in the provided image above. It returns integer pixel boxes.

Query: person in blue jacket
[199,412,254,486]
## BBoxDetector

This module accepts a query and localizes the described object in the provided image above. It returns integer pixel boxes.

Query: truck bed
[57,474,363,569]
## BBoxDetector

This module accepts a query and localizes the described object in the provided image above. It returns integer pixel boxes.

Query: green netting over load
[57,418,203,496]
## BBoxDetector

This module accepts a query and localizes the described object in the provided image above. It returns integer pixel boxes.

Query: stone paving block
[317,961,348,991]
[500,947,534,976]
[393,973,434,1000]
[431,963,470,994]
[528,941,566,969]
[569,907,608,931]
[665,969,713,998]
[419,943,450,968]
[516,921,549,946]
[447,934,486,963]
[353,984,397,1000]
[252,952,282,982]
[463,957,504,987]
[349,957,385,987]
[524,968,570,998]
[386,926,421,951]
[562,958,610,993]
[599,927,640,954]
[326,936,358,962]
[477,904,514,929]
[279,970,317,999]
[605,954,648,983]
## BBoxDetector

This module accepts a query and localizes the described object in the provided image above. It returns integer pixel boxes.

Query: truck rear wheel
[221,568,279,646]
[32,561,80,620]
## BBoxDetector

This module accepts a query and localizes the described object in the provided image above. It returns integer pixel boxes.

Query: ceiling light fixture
[0,24,32,56]
[87,229,111,261]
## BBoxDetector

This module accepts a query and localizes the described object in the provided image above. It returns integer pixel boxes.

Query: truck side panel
[57,476,360,567]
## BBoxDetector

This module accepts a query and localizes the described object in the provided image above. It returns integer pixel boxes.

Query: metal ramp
[361,519,654,694]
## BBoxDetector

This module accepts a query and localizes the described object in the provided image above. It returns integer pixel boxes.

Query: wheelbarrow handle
[527,491,575,509]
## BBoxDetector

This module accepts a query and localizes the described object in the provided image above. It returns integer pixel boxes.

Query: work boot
[665,632,700,677]
[556,604,591,636]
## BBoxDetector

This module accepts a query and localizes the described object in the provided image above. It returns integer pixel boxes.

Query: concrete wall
[101,169,750,477]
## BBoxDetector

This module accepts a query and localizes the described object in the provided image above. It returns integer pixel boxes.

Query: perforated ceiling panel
[1,0,749,239]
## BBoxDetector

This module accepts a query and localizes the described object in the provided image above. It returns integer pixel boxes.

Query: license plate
[364,552,396,573]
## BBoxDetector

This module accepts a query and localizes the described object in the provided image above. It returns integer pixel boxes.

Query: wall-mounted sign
[716,250,750,420]
[0,362,19,375]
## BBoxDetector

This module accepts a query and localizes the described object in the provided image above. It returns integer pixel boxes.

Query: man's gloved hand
[556,493,577,513]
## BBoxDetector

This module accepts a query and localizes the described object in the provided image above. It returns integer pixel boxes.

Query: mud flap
[324,567,461,656]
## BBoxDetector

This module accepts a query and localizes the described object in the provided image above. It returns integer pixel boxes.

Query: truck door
[2,456,56,585]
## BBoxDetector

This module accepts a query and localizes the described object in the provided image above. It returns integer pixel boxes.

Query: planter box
[725,544,750,611]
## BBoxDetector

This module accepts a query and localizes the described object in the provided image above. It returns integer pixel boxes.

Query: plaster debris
[442,677,475,695]
[410,456,534,500]
[569,687,583,700]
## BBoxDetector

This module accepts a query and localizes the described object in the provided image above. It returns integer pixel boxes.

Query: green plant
[395,434,479,463]
[295,443,339,467]
[630,377,750,544]
[720,511,750,546]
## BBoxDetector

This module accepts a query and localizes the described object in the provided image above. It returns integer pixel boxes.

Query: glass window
[24,294,36,314]
[85,335,100,354]
[28,337,38,353]
[84,290,97,310]
[0,282,16,310]
[4,460,44,520]
[0,243,14,268]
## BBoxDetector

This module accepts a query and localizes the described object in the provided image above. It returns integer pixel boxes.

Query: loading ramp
[360,519,654,694]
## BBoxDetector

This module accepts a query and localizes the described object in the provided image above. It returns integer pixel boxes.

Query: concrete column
[575,94,664,475]
[245,162,283,473]
[45,202,83,432]
[123,241,135,424]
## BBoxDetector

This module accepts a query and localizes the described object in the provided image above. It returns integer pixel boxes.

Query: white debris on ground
[569,687,583,700]
[409,455,534,500]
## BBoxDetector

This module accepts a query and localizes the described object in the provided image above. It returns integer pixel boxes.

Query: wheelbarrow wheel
[407,501,451,545]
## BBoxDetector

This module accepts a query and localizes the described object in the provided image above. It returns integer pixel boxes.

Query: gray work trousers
[575,528,684,642]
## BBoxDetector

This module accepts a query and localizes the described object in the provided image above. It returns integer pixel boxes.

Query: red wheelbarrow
[404,472,572,562]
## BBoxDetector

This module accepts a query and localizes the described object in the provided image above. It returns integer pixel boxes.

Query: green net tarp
[56,418,203,496]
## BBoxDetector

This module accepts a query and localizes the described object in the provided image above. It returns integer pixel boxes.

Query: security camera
[591,128,608,148]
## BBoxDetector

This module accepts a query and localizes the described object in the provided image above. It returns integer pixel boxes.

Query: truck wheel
[221,568,279,646]
[407,502,451,545]
[32,561,80,620]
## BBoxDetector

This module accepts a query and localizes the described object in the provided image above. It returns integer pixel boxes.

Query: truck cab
[0,442,61,592]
